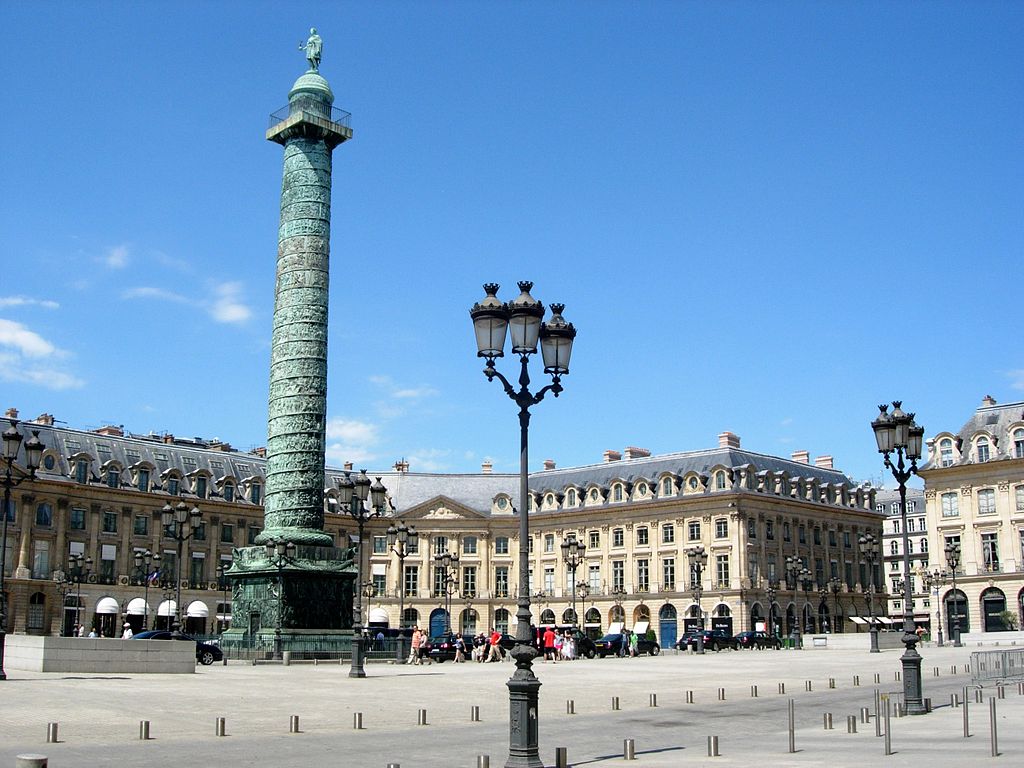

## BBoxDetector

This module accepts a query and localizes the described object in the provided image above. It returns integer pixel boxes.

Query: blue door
[429,608,448,638]
[659,604,677,648]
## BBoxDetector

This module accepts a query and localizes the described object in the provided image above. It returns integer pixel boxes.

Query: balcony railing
[269,97,352,130]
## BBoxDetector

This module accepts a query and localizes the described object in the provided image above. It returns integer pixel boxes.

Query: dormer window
[567,488,576,506]
[613,484,623,502]
[137,468,150,493]
[223,482,235,503]
[250,481,262,505]
[637,482,647,496]
[167,477,180,496]
[545,493,554,507]
[661,477,673,496]
[977,436,990,462]
[1014,429,1024,459]
[940,438,954,467]
[74,459,89,484]
[195,476,208,500]
[106,467,120,489]
[715,471,726,490]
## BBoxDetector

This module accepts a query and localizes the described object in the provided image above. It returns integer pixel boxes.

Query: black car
[427,634,467,662]
[132,629,224,665]
[734,630,781,650]
[593,632,660,658]
[680,629,737,652]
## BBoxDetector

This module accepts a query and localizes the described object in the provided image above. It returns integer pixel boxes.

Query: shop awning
[157,600,177,617]
[368,607,389,624]
[186,600,210,618]
[95,597,120,614]
[126,598,148,616]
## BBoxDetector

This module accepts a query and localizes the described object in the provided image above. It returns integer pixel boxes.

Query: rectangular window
[748,554,759,582]
[715,519,728,538]
[193,523,206,541]
[767,554,777,581]
[716,555,730,587]
[662,557,675,591]
[35,503,52,527]
[495,536,509,555]
[102,511,117,533]
[3,538,14,577]
[978,489,996,516]
[373,536,387,554]
[688,521,701,541]
[766,521,775,540]
[195,476,208,499]
[544,534,554,553]
[31,540,50,579]
[944,534,961,572]
[462,565,477,597]
[433,566,446,597]
[223,483,235,503]
[636,559,649,592]
[843,531,851,548]
[612,560,624,590]
[981,533,1000,572]
[2,498,15,523]
[100,544,117,582]
[75,459,89,484]
[543,566,554,595]
[221,523,234,543]
[1016,486,1024,512]
[845,561,854,588]
[190,554,205,585]
[612,529,624,548]
[747,519,756,539]
[137,468,150,493]
[588,530,600,549]
[783,523,791,542]
[133,515,148,536]
[403,565,418,597]
[814,557,824,586]
[463,536,478,555]
[941,492,959,517]
[662,523,675,544]
[636,527,649,546]
[828,529,837,547]
[167,477,180,496]
[247,526,260,545]
[495,566,509,598]
[798,525,806,544]
[813,527,821,545]
[372,573,386,596]
[434,536,448,556]
[588,564,600,592]
[249,483,261,505]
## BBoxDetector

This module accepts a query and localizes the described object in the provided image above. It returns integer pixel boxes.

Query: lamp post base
[900,640,926,714]
[505,644,543,768]
[869,627,880,653]
[349,634,367,678]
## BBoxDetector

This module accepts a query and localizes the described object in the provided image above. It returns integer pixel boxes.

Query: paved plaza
[1,643,1021,767]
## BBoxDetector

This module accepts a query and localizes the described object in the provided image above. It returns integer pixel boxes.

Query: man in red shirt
[488,627,502,662]
[542,627,556,662]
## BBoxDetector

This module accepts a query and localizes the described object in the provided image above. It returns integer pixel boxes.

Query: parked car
[681,629,737,652]
[734,630,782,650]
[593,632,660,657]
[427,634,462,662]
[132,629,224,665]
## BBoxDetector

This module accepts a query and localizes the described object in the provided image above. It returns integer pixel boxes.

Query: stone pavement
[1,643,1020,767]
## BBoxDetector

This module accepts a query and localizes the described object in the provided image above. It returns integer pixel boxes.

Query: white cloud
[1008,370,1024,391]
[0,319,58,358]
[102,244,130,269]
[406,448,453,472]
[393,386,440,399]
[0,296,59,310]
[122,286,189,303]
[779,417,793,427]
[325,418,381,465]
[0,322,84,390]
[209,282,252,324]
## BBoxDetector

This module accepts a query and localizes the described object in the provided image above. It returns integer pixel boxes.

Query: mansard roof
[921,397,1024,470]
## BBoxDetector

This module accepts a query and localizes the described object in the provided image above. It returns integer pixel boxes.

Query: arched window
[661,477,673,496]
[539,608,556,625]
[613,484,623,502]
[1014,429,1024,459]
[940,438,954,467]
[921,537,928,552]
[567,489,576,506]
[545,493,554,507]
[715,471,726,490]
[494,608,510,634]
[890,540,899,555]
[977,436,990,462]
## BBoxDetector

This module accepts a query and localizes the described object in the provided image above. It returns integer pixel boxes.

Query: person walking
[454,633,466,663]
[542,626,556,662]
[629,630,639,657]
[410,627,422,665]
[487,627,502,662]
[121,622,134,639]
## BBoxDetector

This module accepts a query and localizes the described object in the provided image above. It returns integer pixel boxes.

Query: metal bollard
[707,735,720,757]
[15,757,48,768]
[215,717,226,737]
[894,671,900,681]
[686,690,694,704]
[874,692,882,737]
[975,688,983,704]
[417,709,428,726]
[353,712,363,730]
[950,665,956,675]
[823,713,833,730]
[873,673,880,684]
[718,687,726,701]
[924,698,932,713]
[566,699,575,715]
[884,699,892,756]
[649,693,658,707]
[611,696,620,710]
[45,723,58,744]
[623,738,636,760]
[387,764,400,768]
[751,685,758,698]
[860,706,870,724]
[963,689,970,738]
[805,680,812,692]
[289,715,300,733]
[554,747,568,768]
[139,720,150,740]
[847,715,857,733]
[997,685,1005,700]
[477,756,490,768]
[788,699,796,753]
[951,693,959,708]
[934,666,940,677]
[778,682,785,694]
[990,697,999,757]
[829,677,835,689]
[282,650,291,666]
[854,675,860,686]
[1018,681,1024,695]
[471,706,480,722]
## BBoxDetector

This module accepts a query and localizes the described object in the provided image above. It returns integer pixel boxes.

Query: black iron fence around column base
[208,633,408,663]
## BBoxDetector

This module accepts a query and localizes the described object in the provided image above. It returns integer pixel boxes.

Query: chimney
[814,455,834,470]
[32,413,55,426]
[343,461,354,471]
[624,446,650,460]
[603,450,621,463]
[162,433,175,444]
[791,450,810,464]
[718,431,741,449]
[981,394,997,407]
[252,446,267,458]
[481,460,492,474]
[543,459,556,471]
[94,425,124,437]
[393,459,410,473]
[5,407,19,420]
[208,441,233,452]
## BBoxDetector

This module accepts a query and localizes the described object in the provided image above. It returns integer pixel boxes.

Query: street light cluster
[688,545,707,654]
[160,500,203,634]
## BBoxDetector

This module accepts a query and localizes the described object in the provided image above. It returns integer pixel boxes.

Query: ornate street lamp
[828,576,843,634]
[871,401,927,714]
[785,556,803,649]
[859,533,880,653]
[216,562,231,634]
[387,521,419,662]
[68,553,92,636]
[688,545,707,654]
[560,538,585,628]
[52,569,72,637]
[434,550,460,633]
[799,567,814,633]
[133,550,161,631]
[471,281,576,768]
[264,538,296,660]
[765,580,779,637]
[1,421,43,679]
[945,541,962,647]
[921,568,947,647]
[337,470,388,678]
[160,501,203,634]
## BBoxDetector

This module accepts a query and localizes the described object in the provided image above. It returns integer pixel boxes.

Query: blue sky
[2,1,1021,486]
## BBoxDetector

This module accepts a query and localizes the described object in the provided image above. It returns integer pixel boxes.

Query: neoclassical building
[875,487,930,627]
[2,410,886,647]
[919,395,1024,635]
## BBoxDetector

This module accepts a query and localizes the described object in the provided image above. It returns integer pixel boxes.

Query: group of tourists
[540,627,581,661]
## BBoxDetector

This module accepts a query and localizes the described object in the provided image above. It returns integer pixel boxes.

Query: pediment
[403,495,488,521]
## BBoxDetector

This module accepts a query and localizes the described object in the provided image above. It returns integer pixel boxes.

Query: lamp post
[859,533,880,653]
[871,400,927,714]
[160,501,203,634]
[337,470,388,678]
[435,550,460,633]
[1,421,43,679]
[688,545,707,654]
[133,550,160,631]
[799,567,813,633]
[470,280,577,768]
[560,539,585,628]
[362,580,376,638]
[945,541,962,647]
[216,563,231,634]
[765,580,779,637]
[922,568,947,646]
[387,521,419,662]
[829,576,843,634]
[785,556,802,649]
[68,553,92,636]
[818,587,829,632]
[264,538,296,660]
